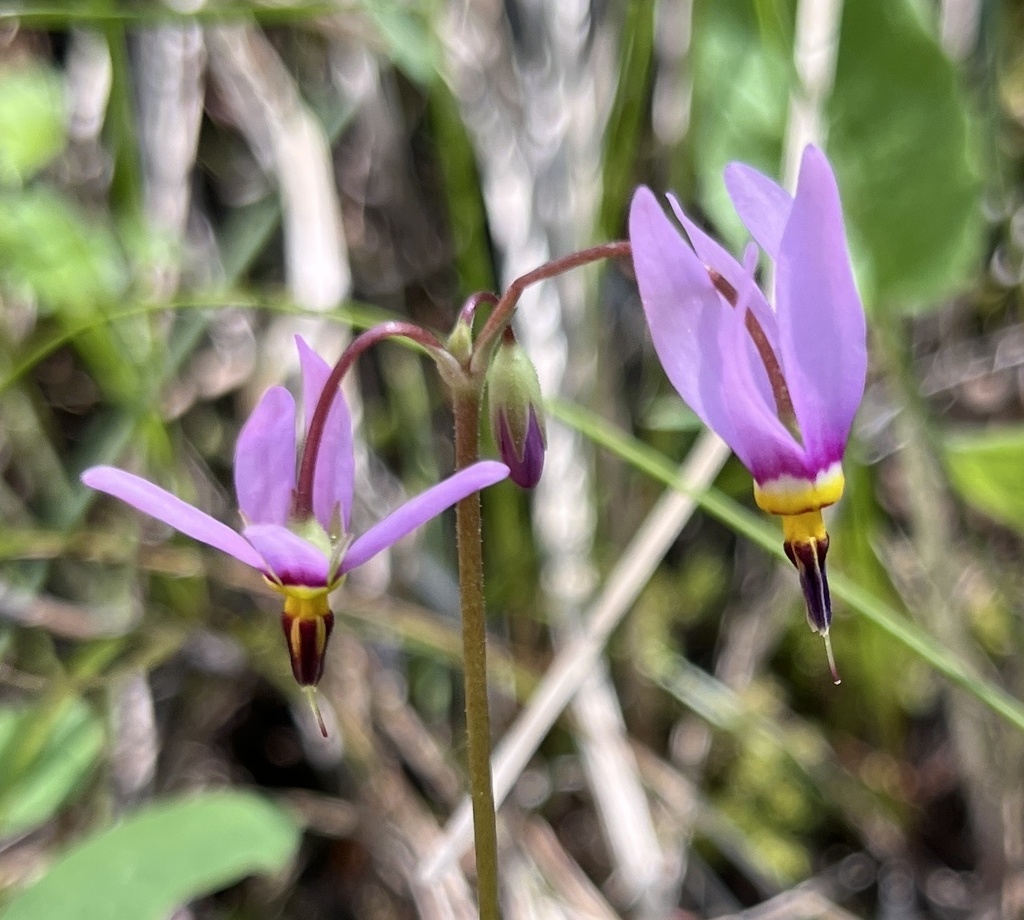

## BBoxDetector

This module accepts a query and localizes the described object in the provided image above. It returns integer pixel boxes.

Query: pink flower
[83,337,509,691]
[629,146,866,675]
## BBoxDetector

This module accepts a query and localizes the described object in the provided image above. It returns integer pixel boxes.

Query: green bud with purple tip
[487,328,546,489]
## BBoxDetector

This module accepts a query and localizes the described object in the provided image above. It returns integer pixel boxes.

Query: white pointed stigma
[304,686,328,738]
[823,631,840,685]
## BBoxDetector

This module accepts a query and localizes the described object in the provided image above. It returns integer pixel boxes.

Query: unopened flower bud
[487,330,547,489]
[447,315,474,366]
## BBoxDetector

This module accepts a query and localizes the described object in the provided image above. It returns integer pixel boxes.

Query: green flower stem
[452,385,501,920]
[470,241,632,374]
[459,291,500,326]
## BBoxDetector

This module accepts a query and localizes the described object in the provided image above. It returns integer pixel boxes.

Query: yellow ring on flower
[753,462,845,516]
[264,578,339,619]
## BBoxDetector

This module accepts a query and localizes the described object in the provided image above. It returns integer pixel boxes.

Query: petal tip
[628,185,665,228]
[80,465,110,488]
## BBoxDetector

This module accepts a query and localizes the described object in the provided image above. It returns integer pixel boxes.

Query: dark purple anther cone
[784,535,831,635]
[498,407,545,489]
[282,610,335,687]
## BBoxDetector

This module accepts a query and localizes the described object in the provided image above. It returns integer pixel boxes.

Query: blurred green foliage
[0,699,103,837]
[0,792,300,920]
[0,65,65,185]
[830,0,982,309]
[945,427,1024,534]
[0,0,1021,917]
[692,0,982,311]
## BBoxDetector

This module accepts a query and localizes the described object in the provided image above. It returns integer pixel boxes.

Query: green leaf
[428,84,494,293]
[360,0,440,85]
[689,0,982,311]
[599,0,656,240]
[0,187,146,403]
[944,427,1024,534]
[0,791,301,920]
[0,65,66,185]
[0,699,103,836]
[689,0,789,249]
[0,188,127,313]
[828,0,982,309]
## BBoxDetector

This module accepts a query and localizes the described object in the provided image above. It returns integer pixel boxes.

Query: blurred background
[0,0,1022,917]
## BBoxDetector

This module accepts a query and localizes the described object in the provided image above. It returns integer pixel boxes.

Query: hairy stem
[472,241,633,373]
[452,387,501,920]
[459,291,500,329]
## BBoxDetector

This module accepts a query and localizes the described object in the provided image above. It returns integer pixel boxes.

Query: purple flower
[629,145,866,674]
[83,336,510,695]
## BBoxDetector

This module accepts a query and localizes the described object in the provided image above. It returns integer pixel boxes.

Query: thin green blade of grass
[0,2,339,26]
[0,296,388,397]
[550,397,1024,735]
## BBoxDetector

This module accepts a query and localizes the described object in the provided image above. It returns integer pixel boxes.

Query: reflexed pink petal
[669,204,783,421]
[82,466,265,569]
[243,524,330,586]
[723,161,793,259]
[775,146,866,468]
[663,196,786,438]
[668,194,780,335]
[234,386,296,526]
[670,194,748,293]
[297,336,354,533]
[341,460,509,573]
[629,187,744,451]
[719,285,810,482]
[738,241,782,415]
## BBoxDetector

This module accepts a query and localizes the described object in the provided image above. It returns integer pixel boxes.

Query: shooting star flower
[629,145,866,679]
[83,337,509,726]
